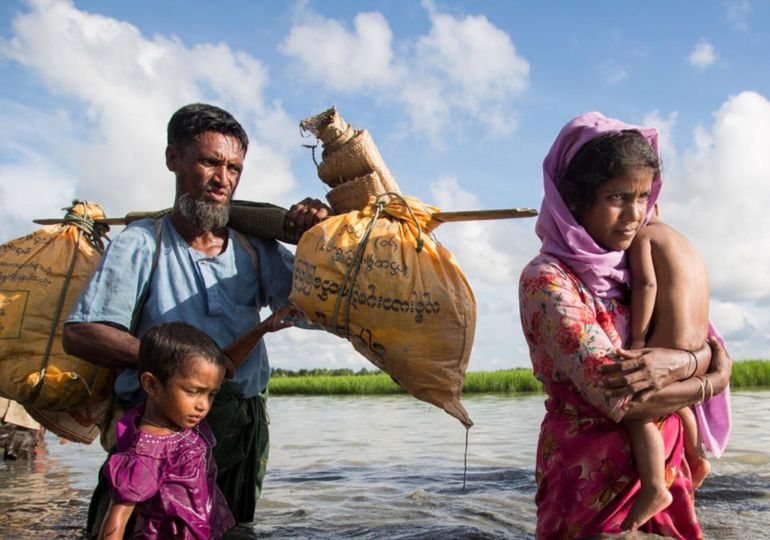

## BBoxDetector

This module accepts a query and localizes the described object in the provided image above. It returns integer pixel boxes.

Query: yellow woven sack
[0,201,114,442]
[290,195,476,427]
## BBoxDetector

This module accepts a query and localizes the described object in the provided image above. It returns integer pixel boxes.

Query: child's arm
[224,304,304,371]
[628,234,657,350]
[99,501,135,539]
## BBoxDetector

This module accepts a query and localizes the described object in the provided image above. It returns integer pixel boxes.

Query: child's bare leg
[678,406,709,489]
[622,419,673,531]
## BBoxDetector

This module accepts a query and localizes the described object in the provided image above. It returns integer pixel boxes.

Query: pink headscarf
[535,111,730,457]
[535,111,662,300]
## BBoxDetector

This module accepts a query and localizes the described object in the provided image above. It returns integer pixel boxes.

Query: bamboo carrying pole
[431,208,538,222]
[34,207,538,227]
[33,217,128,226]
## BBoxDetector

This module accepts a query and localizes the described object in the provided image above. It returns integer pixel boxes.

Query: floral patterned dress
[519,254,701,540]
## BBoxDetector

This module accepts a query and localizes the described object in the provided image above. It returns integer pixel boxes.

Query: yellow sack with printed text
[0,201,114,443]
[289,195,476,427]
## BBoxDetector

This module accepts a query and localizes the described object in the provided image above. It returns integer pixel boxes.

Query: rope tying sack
[293,106,475,429]
[331,193,424,340]
[61,200,110,251]
[290,192,475,428]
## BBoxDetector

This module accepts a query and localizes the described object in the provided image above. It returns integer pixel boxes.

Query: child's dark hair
[559,130,660,218]
[138,322,228,386]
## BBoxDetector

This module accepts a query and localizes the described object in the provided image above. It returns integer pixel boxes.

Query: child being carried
[621,205,711,531]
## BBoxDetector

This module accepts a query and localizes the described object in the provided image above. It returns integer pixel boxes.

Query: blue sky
[1,0,769,372]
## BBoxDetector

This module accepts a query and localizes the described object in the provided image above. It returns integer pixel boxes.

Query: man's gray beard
[177,193,230,232]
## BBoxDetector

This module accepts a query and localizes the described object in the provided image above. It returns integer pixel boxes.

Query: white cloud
[642,109,679,170]
[688,39,717,70]
[725,0,751,32]
[414,0,529,134]
[427,176,540,369]
[0,0,298,242]
[280,1,529,146]
[0,154,78,238]
[711,299,770,359]
[681,92,770,301]
[654,91,770,359]
[711,299,759,340]
[606,68,629,85]
[281,11,400,92]
[429,177,537,285]
[265,322,367,371]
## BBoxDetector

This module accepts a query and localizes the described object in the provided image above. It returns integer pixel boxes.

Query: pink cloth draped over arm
[693,323,731,458]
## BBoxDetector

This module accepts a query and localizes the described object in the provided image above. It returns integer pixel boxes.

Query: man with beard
[62,103,330,535]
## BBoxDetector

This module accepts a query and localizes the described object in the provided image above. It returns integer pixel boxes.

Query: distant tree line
[270,366,382,378]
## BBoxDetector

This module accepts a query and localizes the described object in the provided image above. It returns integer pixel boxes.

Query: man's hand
[288,198,331,233]
[223,355,237,379]
[262,304,306,333]
[223,304,306,376]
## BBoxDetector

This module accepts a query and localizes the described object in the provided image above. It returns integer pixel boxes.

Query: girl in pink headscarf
[518,112,732,539]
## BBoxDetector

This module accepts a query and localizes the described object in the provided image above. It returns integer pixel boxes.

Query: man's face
[167,131,245,230]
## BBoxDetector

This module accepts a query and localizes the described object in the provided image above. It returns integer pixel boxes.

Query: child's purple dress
[104,403,235,539]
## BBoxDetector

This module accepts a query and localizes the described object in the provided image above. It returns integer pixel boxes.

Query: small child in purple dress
[98,322,235,539]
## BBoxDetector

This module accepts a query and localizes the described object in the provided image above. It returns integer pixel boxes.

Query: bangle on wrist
[703,376,714,402]
[685,349,698,379]
[694,375,707,405]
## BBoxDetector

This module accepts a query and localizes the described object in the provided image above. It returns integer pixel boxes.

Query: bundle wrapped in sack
[301,106,401,213]
[291,107,476,427]
[124,200,302,244]
[0,201,114,443]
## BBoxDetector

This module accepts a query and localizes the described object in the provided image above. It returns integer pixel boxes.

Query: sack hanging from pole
[0,201,114,443]
[296,107,477,427]
[290,194,476,428]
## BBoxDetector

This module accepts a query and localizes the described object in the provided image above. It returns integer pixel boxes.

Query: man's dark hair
[138,321,228,386]
[559,130,660,218]
[167,103,249,153]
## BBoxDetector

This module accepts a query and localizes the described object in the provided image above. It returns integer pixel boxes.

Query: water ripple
[1,392,768,539]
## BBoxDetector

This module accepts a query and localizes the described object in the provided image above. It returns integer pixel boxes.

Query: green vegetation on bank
[267,360,770,395]
[726,359,770,388]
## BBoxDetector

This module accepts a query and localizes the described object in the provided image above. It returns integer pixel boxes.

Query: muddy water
[1,391,768,539]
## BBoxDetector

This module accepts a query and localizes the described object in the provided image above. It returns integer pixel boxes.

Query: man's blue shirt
[66,215,295,401]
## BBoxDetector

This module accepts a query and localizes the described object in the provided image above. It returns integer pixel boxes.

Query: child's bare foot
[621,485,673,531]
[689,455,710,489]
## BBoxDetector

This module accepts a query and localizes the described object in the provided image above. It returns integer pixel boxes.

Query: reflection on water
[0,391,768,539]
[0,438,95,539]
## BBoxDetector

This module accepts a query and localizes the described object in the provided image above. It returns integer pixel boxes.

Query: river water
[1,391,768,539]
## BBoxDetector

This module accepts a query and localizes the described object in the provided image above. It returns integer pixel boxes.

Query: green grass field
[268,360,770,395]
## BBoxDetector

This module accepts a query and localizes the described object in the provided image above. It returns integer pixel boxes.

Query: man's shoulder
[101,218,161,261]
[119,218,160,242]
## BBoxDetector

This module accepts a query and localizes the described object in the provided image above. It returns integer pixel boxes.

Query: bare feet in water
[689,455,710,489]
[621,484,673,531]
